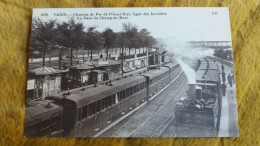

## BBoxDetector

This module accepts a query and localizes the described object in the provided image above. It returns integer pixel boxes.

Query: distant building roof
[70,63,94,70]
[29,66,64,76]
[91,59,121,67]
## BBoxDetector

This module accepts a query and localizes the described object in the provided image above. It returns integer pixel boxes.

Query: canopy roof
[70,63,94,70]
[29,66,66,76]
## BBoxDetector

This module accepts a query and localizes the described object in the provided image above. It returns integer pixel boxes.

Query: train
[175,58,222,137]
[24,61,182,137]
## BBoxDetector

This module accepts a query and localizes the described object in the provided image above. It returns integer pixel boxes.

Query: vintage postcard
[25,7,239,137]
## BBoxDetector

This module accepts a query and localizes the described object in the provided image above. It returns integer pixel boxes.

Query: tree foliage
[30,19,158,66]
[213,49,233,61]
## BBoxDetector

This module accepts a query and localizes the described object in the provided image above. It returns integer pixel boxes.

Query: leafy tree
[31,18,57,66]
[139,28,151,53]
[84,27,104,60]
[102,28,117,60]
[213,49,233,61]
[122,22,139,56]
[56,19,85,66]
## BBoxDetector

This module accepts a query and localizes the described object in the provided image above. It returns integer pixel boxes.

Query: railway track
[104,69,187,137]
[95,68,184,137]
[134,74,187,137]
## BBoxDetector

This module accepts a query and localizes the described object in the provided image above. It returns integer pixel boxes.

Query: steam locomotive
[175,58,222,137]
[25,62,182,137]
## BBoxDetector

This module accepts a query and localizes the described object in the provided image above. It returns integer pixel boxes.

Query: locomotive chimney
[187,84,196,100]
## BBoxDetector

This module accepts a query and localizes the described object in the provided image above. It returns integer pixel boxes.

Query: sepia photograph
[24,7,239,137]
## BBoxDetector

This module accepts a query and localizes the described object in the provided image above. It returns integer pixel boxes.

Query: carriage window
[87,104,91,116]
[103,97,107,109]
[107,96,110,107]
[101,98,105,110]
[137,84,140,92]
[130,87,133,96]
[25,122,40,136]
[112,94,116,105]
[122,90,126,100]
[50,115,60,132]
[110,95,115,105]
[117,92,121,101]
[96,100,101,112]
[118,91,123,101]
[126,88,129,98]
[41,119,51,135]
[82,105,88,119]
[91,102,95,116]
[76,108,82,121]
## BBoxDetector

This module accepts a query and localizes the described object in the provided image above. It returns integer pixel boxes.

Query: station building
[26,66,67,101]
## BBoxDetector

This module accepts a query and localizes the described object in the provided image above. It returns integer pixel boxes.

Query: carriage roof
[25,100,62,125]
[141,67,168,79]
[198,58,219,70]
[163,62,178,69]
[61,75,146,107]
[196,68,220,82]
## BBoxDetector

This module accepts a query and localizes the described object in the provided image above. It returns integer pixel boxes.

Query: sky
[33,7,232,42]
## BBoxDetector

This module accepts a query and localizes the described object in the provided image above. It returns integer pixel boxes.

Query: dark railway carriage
[163,62,181,80]
[46,75,147,137]
[175,58,222,137]
[141,67,169,97]
[24,100,63,137]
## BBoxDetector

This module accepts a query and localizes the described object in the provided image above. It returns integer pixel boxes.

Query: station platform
[218,63,239,137]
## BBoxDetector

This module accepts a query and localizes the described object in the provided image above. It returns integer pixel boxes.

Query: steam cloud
[164,38,213,84]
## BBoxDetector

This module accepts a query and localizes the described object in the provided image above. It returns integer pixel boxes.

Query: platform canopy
[70,62,94,70]
[29,66,66,76]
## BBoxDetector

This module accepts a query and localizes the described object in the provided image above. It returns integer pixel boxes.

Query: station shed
[27,66,67,101]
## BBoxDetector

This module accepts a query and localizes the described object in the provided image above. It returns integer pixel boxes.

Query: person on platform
[221,82,227,96]
[221,61,225,71]
[100,53,103,59]
[228,73,233,87]
[231,70,235,84]
[222,71,226,83]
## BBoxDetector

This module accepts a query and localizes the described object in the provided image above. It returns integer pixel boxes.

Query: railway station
[25,42,238,137]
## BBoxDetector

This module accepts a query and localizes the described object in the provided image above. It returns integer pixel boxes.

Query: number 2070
[41,13,48,16]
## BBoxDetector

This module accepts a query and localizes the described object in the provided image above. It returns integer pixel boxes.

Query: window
[82,105,88,119]
[101,98,105,110]
[50,115,60,132]
[126,88,129,98]
[108,96,112,106]
[112,94,115,105]
[25,122,40,136]
[133,85,136,94]
[130,87,133,96]
[76,108,82,121]
[90,102,95,115]
[122,90,126,99]
[96,100,101,112]
[41,119,51,135]
[137,84,140,92]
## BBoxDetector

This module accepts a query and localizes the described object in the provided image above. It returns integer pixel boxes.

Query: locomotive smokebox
[187,84,196,100]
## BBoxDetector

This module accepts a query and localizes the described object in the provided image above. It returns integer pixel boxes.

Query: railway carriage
[46,75,147,137]
[141,67,169,97]
[175,58,222,137]
[26,61,182,137]
[24,100,63,137]
[163,62,181,80]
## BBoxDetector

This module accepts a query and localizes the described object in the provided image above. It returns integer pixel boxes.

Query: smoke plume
[164,38,213,84]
